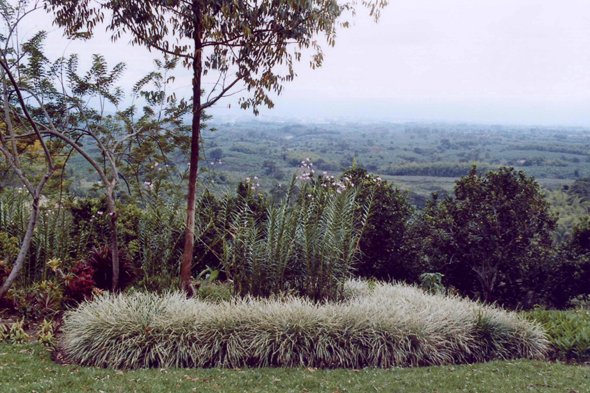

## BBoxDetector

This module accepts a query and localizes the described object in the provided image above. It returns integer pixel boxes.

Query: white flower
[97,211,103,215]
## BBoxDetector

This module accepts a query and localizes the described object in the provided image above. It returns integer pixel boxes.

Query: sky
[20,0,590,126]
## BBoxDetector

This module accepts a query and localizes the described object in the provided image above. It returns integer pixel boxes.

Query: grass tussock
[62,280,549,369]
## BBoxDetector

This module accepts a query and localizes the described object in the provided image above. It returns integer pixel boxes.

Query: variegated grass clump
[62,280,548,369]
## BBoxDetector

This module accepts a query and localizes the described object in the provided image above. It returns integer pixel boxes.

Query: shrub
[62,280,548,369]
[195,281,233,303]
[63,245,136,303]
[526,309,590,362]
[84,245,136,291]
[220,175,373,300]
[413,166,556,306]
[9,319,29,344]
[63,261,96,303]
[10,281,63,320]
[341,166,414,281]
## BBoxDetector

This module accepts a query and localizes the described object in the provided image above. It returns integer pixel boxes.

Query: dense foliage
[413,166,557,307]
[526,308,590,362]
[2,163,590,312]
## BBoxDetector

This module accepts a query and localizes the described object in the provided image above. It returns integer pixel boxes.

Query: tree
[2,0,193,293]
[37,53,192,290]
[340,164,414,281]
[541,216,590,308]
[45,0,387,292]
[416,166,556,304]
[209,148,222,160]
[0,1,58,299]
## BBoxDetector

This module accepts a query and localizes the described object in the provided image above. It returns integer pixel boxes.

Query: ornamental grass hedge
[62,280,548,369]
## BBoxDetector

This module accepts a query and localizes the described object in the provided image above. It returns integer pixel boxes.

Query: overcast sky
[23,0,590,126]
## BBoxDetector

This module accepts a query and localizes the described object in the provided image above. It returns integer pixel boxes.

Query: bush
[539,217,590,308]
[62,280,548,369]
[10,281,63,320]
[341,166,414,281]
[84,245,136,291]
[526,309,590,362]
[64,245,136,303]
[63,261,96,303]
[413,166,556,306]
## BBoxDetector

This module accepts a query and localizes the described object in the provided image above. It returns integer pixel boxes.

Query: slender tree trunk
[105,187,120,291]
[181,1,203,293]
[0,197,40,299]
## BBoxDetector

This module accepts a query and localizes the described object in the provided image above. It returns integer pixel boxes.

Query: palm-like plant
[220,175,374,300]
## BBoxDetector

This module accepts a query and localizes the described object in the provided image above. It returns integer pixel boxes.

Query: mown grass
[1,343,589,392]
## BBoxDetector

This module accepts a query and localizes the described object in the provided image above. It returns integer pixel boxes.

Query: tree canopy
[416,166,556,305]
[44,0,388,292]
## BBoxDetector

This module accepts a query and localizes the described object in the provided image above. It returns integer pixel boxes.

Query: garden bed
[62,280,548,369]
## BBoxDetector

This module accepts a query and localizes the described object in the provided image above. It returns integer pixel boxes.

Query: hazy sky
[23,0,590,125]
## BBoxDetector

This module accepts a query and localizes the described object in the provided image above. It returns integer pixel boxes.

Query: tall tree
[0,1,57,299]
[45,0,387,292]
[39,53,192,290]
[2,0,192,293]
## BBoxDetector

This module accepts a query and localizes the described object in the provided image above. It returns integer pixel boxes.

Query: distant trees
[209,148,223,160]
[384,161,493,177]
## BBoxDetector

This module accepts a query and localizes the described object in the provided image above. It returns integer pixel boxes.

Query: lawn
[1,343,588,392]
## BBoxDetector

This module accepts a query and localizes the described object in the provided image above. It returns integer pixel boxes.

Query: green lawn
[1,344,588,392]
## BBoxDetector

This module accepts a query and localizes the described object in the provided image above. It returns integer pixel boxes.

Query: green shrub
[62,280,548,369]
[9,319,29,344]
[526,308,590,362]
[195,281,232,303]
[10,280,63,320]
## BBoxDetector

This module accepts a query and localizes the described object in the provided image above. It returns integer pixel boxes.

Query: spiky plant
[219,175,373,300]
[62,280,549,369]
[85,245,136,291]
